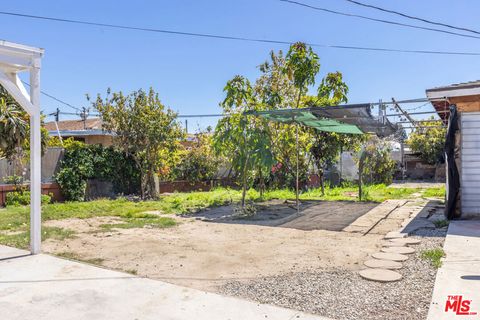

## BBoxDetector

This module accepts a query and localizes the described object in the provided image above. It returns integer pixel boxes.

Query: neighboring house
[44,118,113,146]
[427,80,480,219]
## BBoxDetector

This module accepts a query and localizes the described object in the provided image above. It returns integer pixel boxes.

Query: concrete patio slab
[427,221,480,319]
[0,245,325,320]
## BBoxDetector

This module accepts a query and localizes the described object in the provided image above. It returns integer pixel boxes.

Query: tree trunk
[319,169,325,196]
[259,166,264,198]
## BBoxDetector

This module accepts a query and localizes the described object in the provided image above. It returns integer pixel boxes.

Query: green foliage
[0,226,75,250]
[284,42,320,98]
[0,85,50,160]
[0,92,28,159]
[173,132,222,182]
[2,175,23,186]
[421,248,445,268]
[5,191,52,206]
[93,88,185,199]
[213,76,275,205]
[55,139,140,201]
[360,137,397,185]
[407,119,446,164]
[433,219,449,228]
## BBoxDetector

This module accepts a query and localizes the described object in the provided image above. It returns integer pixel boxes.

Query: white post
[29,59,41,254]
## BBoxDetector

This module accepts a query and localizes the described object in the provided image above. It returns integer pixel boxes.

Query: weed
[421,248,445,268]
[433,219,449,228]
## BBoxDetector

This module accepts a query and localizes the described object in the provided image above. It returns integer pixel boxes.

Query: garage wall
[461,112,480,216]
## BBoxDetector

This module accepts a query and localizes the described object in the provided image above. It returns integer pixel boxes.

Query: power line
[279,0,480,40]
[1,10,480,56]
[21,80,82,112]
[344,0,480,36]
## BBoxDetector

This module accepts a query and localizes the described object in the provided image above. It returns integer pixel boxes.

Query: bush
[55,139,140,201]
[172,132,221,182]
[5,191,52,206]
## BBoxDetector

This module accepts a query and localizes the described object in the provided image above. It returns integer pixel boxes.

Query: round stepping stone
[381,246,415,254]
[364,259,403,270]
[372,252,409,262]
[384,232,407,240]
[382,241,407,247]
[359,268,402,282]
[389,238,421,245]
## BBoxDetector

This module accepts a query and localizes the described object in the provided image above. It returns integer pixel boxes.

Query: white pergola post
[0,41,44,254]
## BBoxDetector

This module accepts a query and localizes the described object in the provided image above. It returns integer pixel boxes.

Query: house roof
[426,80,480,122]
[44,118,103,131]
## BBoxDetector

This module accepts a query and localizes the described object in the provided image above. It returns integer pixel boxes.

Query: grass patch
[433,219,450,228]
[423,186,446,198]
[0,226,75,249]
[421,248,445,268]
[100,216,177,230]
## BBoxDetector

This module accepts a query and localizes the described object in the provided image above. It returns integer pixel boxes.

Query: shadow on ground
[401,200,448,238]
[186,199,378,232]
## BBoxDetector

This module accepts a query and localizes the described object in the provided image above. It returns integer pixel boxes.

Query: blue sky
[1,0,480,131]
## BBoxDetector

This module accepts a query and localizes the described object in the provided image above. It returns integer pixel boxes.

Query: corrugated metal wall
[461,112,480,215]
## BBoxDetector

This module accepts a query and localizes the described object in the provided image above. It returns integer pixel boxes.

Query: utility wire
[279,0,480,40]
[1,10,480,56]
[344,0,480,36]
[21,80,82,112]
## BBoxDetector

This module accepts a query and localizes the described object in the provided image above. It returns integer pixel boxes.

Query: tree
[358,136,397,186]
[93,88,185,199]
[308,72,365,194]
[0,91,28,159]
[407,119,446,164]
[213,76,274,207]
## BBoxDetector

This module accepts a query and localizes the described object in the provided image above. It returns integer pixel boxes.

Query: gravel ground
[220,228,447,320]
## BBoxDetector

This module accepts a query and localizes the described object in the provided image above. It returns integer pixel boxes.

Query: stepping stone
[389,238,421,245]
[381,246,415,254]
[372,252,409,262]
[382,241,407,247]
[359,268,402,282]
[384,232,407,240]
[364,259,403,270]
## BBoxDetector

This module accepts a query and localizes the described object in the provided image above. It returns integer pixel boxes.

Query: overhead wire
[343,0,480,36]
[279,0,480,40]
[21,80,82,112]
[0,10,480,56]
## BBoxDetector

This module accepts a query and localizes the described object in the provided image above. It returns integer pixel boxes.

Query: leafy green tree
[213,76,274,206]
[93,88,184,199]
[407,119,446,164]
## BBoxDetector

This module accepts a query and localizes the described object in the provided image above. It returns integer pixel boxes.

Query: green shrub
[55,139,140,201]
[5,191,52,206]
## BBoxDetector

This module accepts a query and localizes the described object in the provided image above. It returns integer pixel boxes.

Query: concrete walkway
[0,245,325,320]
[427,221,480,319]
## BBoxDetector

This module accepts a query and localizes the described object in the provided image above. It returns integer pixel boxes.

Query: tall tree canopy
[94,88,185,199]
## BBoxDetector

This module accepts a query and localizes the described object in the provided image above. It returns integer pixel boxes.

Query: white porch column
[29,59,41,254]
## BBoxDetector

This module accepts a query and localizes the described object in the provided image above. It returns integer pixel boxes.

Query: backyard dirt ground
[43,200,380,291]
[42,196,446,320]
